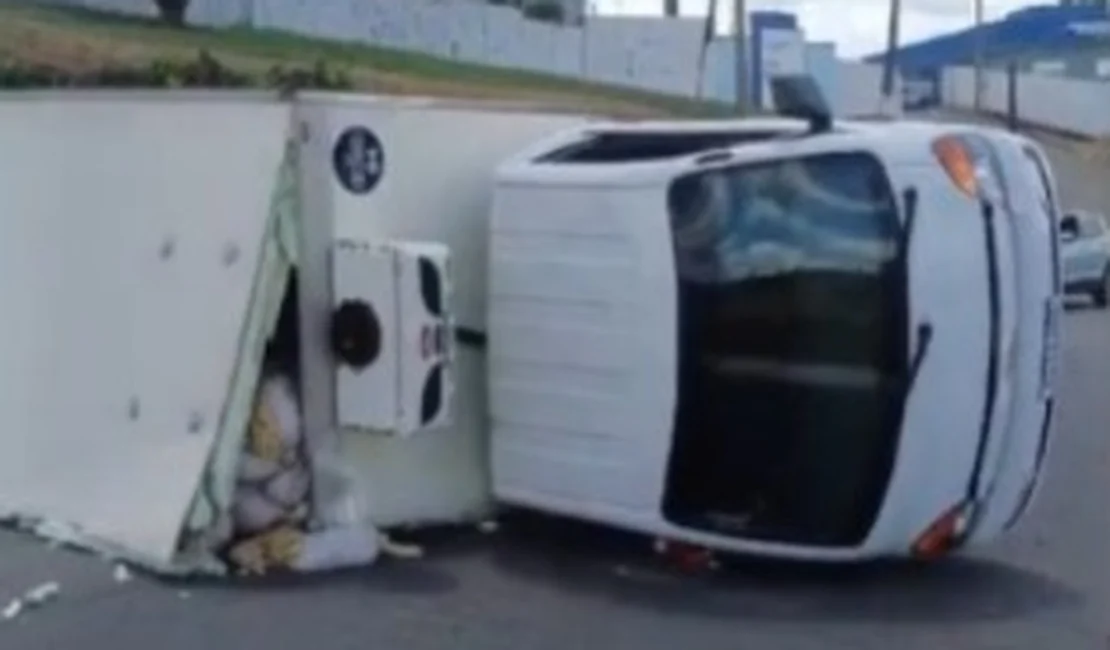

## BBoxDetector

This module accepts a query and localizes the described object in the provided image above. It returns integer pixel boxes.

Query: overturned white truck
[0,87,1061,574]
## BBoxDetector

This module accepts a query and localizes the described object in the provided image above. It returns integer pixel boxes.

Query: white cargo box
[0,91,588,572]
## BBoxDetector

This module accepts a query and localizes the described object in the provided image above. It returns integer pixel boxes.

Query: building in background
[1059,0,1108,11]
[865,3,1110,81]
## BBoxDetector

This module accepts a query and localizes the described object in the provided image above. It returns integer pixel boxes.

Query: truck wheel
[1094,268,1110,309]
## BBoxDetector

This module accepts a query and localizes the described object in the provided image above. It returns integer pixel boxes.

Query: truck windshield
[663,151,909,547]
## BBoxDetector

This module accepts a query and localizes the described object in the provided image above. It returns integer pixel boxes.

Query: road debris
[380,534,424,560]
[24,582,60,605]
[113,563,133,583]
[477,520,500,534]
[2,581,62,623]
[653,539,718,575]
[221,373,383,576]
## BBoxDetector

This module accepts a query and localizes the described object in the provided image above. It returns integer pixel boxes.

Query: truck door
[963,137,1062,539]
[995,143,1062,532]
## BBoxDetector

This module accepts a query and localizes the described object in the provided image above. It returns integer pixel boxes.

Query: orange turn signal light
[911,503,973,560]
[932,136,980,198]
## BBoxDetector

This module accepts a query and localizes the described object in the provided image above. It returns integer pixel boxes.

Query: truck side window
[1086,214,1108,237]
[1079,215,1100,238]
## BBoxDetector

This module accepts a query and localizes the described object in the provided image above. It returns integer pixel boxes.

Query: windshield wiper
[906,322,934,392]
[897,187,918,259]
[967,199,1002,503]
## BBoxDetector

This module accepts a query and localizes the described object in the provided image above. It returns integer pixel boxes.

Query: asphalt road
[1,115,1108,650]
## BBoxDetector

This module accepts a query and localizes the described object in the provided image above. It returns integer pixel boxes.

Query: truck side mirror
[770,74,832,134]
[1060,215,1079,241]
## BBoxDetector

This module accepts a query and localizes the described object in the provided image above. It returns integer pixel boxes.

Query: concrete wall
[18,0,895,116]
[831,61,894,117]
[940,65,1110,138]
[1020,51,1110,81]
[23,0,706,96]
[697,37,893,117]
[803,44,899,118]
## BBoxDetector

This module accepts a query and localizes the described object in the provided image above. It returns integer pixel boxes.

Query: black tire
[1093,267,1110,309]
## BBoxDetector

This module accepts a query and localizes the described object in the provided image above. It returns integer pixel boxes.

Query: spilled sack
[225,372,380,575]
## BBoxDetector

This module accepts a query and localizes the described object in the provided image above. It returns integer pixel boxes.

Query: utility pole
[697,0,719,98]
[734,0,750,113]
[880,0,901,115]
[972,0,985,111]
[664,0,679,17]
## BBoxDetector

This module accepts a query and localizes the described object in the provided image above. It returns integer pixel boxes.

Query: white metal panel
[0,94,290,565]
[862,159,992,553]
[488,181,677,516]
[394,241,455,434]
[970,135,1061,539]
[332,239,399,431]
[295,95,588,526]
[330,238,455,437]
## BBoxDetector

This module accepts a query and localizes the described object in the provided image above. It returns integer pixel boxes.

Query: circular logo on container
[333,126,385,195]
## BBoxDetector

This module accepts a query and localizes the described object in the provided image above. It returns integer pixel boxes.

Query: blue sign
[750,11,799,109]
[333,126,385,195]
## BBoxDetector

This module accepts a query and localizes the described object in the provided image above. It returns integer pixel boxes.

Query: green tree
[154,0,189,27]
[523,0,565,24]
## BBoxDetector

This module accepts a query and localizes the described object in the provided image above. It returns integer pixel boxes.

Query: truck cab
[487,101,1061,561]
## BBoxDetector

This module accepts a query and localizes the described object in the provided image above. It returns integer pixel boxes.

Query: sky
[594,0,1044,57]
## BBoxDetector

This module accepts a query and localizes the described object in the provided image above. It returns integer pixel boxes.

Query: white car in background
[1060,210,1110,307]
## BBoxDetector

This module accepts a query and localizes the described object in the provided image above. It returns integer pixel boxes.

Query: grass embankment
[0,3,733,118]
